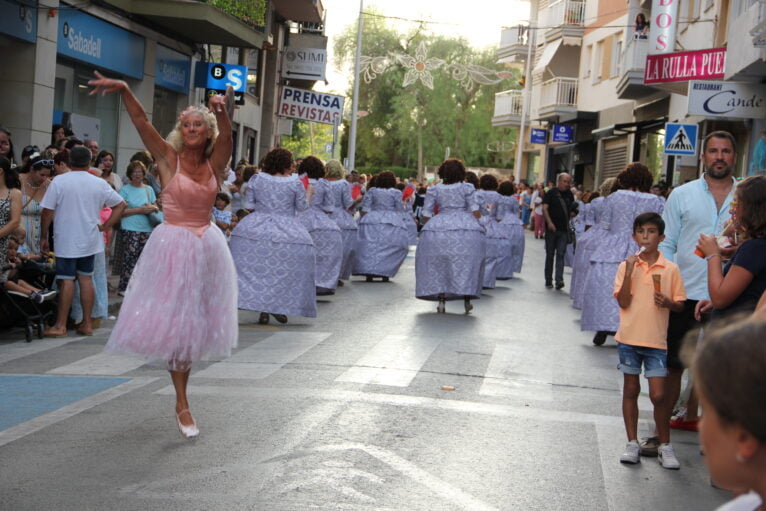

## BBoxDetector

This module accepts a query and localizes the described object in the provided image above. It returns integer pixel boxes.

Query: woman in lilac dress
[298,156,343,295]
[353,171,409,281]
[580,163,664,345]
[325,160,358,284]
[230,148,316,325]
[570,178,616,310]
[475,174,509,289]
[416,159,485,313]
[496,180,526,279]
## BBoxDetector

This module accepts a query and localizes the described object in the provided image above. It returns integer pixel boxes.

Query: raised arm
[207,88,234,185]
[88,72,173,169]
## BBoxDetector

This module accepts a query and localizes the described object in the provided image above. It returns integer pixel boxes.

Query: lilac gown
[230,173,317,318]
[580,190,664,332]
[327,180,358,280]
[475,190,510,289]
[570,197,605,310]
[415,183,486,300]
[353,187,409,278]
[299,178,343,295]
[496,196,525,278]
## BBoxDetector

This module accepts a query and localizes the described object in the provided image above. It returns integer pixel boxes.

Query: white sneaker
[620,440,640,464]
[658,443,681,470]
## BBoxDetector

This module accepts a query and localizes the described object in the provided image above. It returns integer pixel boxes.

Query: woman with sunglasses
[19,156,52,256]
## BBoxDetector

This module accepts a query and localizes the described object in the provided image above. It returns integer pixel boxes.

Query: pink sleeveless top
[162,158,217,238]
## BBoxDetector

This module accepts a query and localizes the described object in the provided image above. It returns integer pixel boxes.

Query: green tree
[280,120,336,160]
[334,14,519,174]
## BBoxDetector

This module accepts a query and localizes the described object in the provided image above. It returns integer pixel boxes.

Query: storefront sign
[0,0,36,43]
[530,129,548,144]
[155,45,191,94]
[647,0,679,53]
[57,7,145,79]
[282,47,327,81]
[664,123,698,155]
[644,48,726,84]
[688,81,766,119]
[279,86,344,125]
[195,62,247,105]
[552,125,573,143]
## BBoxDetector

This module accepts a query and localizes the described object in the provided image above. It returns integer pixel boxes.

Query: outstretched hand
[88,71,126,96]
[208,86,235,118]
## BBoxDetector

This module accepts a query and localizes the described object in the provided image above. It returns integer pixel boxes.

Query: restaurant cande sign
[643,48,726,84]
[688,81,766,119]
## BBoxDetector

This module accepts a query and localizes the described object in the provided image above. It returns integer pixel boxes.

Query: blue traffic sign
[552,124,573,143]
[530,129,548,144]
[665,123,698,155]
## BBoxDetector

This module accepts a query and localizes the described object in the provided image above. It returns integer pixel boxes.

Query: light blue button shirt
[659,175,736,300]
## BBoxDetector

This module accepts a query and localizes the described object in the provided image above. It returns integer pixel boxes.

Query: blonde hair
[166,106,219,156]
[600,177,617,197]
[325,159,346,179]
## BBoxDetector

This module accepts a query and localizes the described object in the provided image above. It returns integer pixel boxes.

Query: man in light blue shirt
[642,131,737,450]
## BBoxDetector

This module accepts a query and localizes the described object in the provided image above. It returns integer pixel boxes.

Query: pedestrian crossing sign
[664,123,698,156]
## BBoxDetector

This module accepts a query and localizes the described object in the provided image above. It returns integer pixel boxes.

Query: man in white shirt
[40,146,126,337]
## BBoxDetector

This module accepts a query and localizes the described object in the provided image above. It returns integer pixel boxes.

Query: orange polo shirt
[613,252,686,350]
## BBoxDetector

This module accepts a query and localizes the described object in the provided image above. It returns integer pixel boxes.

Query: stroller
[0,260,57,342]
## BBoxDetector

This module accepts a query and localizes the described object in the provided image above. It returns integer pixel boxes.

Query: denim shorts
[55,255,95,280]
[617,343,668,378]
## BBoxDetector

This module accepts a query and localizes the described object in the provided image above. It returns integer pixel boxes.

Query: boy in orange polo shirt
[614,212,686,469]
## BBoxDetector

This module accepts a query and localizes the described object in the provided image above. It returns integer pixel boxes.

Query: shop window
[247,48,261,102]
[152,87,179,139]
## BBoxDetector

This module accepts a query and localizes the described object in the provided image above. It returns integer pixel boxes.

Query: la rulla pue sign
[644,48,726,84]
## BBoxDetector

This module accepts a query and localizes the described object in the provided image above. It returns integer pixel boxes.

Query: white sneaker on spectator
[658,443,681,470]
[40,290,57,301]
[620,440,640,464]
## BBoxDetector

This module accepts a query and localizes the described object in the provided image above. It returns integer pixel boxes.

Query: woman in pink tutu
[90,72,238,439]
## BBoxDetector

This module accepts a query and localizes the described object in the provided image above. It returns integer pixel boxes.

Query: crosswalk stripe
[479,342,554,401]
[194,331,332,380]
[0,336,89,365]
[335,335,443,387]
[47,352,147,376]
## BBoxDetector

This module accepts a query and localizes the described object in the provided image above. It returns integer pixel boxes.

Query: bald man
[542,172,575,289]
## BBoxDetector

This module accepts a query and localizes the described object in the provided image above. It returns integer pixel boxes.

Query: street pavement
[0,232,728,510]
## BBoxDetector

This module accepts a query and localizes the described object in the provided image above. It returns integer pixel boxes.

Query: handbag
[144,188,162,227]
[555,191,576,244]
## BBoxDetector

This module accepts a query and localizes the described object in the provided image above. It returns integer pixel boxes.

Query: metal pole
[348,0,364,171]
[514,23,535,183]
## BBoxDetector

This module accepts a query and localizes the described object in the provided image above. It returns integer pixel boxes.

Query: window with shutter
[601,141,628,180]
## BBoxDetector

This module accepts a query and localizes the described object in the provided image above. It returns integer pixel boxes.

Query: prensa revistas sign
[279,86,345,125]
[644,48,726,84]
[688,81,766,119]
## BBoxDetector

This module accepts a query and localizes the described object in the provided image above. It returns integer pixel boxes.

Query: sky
[316,0,530,95]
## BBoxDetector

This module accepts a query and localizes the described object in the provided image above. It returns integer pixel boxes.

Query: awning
[103,0,265,48]
[532,39,562,75]
[273,0,324,23]
[592,117,668,140]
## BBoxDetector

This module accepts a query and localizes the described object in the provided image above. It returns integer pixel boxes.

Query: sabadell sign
[687,81,766,119]
[279,86,345,125]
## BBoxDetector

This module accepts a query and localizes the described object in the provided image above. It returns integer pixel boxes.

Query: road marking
[155,386,642,427]
[311,443,498,511]
[0,336,89,365]
[479,341,554,401]
[194,331,332,380]
[335,335,443,387]
[47,352,147,376]
[0,376,158,447]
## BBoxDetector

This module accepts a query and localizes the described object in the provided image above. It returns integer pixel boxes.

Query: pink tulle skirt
[105,223,238,370]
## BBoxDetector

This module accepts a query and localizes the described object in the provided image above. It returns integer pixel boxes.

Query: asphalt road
[0,232,728,510]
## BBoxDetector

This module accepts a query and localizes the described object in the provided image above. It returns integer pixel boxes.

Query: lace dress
[230,173,317,318]
[353,187,409,278]
[496,195,525,278]
[475,190,510,289]
[299,178,343,295]
[327,180,358,280]
[415,183,486,300]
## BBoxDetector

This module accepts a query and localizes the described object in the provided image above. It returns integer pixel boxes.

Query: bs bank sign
[0,0,37,43]
[57,8,145,79]
[688,81,766,119]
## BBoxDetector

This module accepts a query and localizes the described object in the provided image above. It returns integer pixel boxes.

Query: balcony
[725,0,766,80]
[492,90,525,126]
[540,0,586,44]
[616,36,659,99]
[497,25,530,64]
[538,77,578,121]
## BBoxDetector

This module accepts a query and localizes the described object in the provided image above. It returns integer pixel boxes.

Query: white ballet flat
[176,409,199,439]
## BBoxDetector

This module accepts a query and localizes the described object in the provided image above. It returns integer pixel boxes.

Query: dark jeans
[544,230,567,284]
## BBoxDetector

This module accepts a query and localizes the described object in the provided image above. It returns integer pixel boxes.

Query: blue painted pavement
[0,375,130,431]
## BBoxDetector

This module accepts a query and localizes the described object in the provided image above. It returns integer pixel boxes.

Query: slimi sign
[279,86,344,125]
[688,81,766,119]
